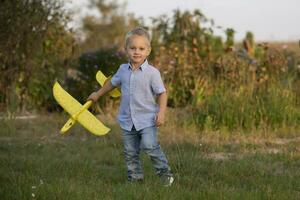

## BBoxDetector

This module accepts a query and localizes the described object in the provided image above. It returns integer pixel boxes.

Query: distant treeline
[1,0,300,131]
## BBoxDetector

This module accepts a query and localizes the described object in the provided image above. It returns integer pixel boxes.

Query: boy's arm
[156,91,167,126]
[87,81,116,102]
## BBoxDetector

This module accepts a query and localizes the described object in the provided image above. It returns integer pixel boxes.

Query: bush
[66,47,127,109]
[0,0,74,112]
[193,84,300,131]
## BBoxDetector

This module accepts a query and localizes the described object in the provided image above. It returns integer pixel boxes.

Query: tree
[78,0,142,53]
[225,28,235,51]
[0,0,75,112]
[150,10,224,106]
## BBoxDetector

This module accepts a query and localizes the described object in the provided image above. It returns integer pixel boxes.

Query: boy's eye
[129,47,146,51]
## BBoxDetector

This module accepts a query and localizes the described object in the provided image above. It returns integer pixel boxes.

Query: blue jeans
[122,126,172,180]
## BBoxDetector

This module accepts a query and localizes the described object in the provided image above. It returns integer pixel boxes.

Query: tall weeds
[150,10,300,132]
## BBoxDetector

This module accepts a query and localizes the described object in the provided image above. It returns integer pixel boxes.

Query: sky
[64,0,300,42]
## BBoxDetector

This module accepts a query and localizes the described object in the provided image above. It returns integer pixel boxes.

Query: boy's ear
[147,47,152,56]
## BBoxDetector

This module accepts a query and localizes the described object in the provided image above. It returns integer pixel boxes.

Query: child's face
[126,35,151,67]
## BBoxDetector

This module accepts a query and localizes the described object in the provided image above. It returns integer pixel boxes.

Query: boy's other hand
[87,92,99,103]
[155,111,165,126]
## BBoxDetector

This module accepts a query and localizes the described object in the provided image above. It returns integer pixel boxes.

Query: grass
[1,113,300,199]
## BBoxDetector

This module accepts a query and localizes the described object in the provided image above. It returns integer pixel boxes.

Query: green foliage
[225,28,235,49]
[150,10,225,107]
[148,10,300,131]
[77,0,141,54]
[66,47,127,107]
[1,0,299,132]
[194,84,300,131]
[245,32,254,47]
[0,0,75,112]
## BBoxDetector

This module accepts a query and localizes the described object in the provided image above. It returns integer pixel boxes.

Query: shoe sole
[164,177,174,187]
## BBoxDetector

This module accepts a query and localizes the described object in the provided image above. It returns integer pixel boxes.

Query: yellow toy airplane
[95,70,121,98]
[53,70,120,136]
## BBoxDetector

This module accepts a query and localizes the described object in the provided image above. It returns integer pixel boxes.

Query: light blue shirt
[111,60,166,131]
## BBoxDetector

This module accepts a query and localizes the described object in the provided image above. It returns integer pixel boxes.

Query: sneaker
[161,176,174,187]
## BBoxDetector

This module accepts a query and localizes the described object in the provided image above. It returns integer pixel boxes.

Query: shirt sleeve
[151,69,166,94]
[110,65,122,86]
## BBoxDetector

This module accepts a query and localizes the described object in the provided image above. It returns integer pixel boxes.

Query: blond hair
[125,27,151,48]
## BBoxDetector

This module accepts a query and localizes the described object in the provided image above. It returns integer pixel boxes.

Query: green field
[1,114,300,200]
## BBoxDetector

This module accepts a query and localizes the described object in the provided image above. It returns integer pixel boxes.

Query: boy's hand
[155,111,165,126]
[87,92,99,103]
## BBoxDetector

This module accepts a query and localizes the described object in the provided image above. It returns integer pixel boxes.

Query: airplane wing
[53,82,110,136]
[96,70,121,98]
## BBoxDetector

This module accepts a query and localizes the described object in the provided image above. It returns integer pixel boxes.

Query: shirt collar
[128,59,148,71]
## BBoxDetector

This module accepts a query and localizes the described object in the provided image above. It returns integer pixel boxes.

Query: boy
[88,27,174,186]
